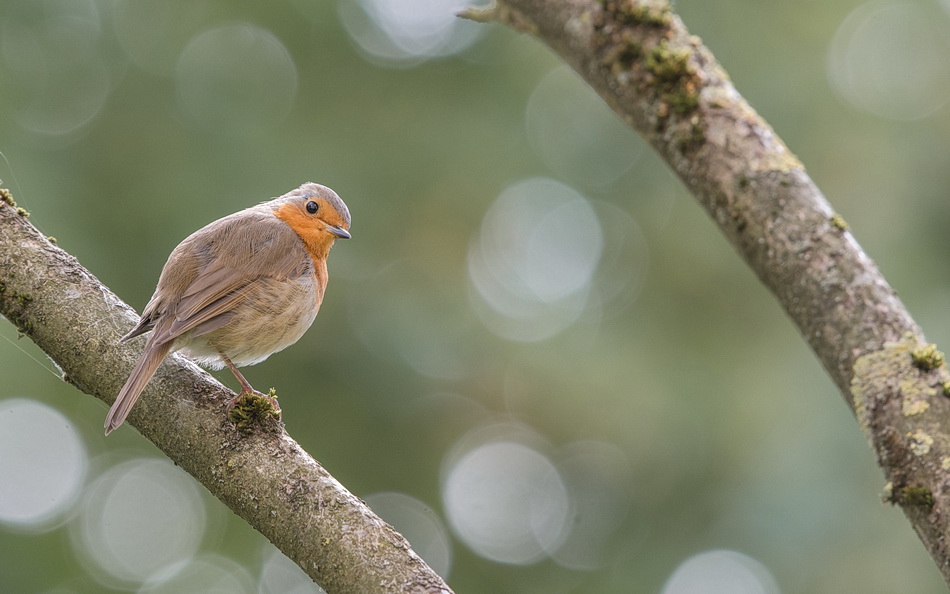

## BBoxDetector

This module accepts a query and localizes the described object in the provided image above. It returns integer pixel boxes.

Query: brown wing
[132,208,310,347]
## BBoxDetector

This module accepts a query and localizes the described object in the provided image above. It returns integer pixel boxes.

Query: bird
[104,182,351,435]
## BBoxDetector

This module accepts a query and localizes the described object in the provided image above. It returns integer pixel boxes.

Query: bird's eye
[306,201,319,214]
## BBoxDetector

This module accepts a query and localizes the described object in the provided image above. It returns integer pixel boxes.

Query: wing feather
[134,208,310,347]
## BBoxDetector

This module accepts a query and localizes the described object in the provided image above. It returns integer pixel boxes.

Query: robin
[104,182,351,435]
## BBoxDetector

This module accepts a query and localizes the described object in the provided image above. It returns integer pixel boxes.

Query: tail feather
[105,340,173,435]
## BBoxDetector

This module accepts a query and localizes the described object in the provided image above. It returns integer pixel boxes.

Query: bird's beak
[327,225,351,239]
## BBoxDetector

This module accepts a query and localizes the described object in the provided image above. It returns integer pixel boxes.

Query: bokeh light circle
[468,178,604,342]
[338,0,484,67]
[0,0,111,136]
[442,424,570,564]
[141,553,255,593]
[260,545,326,594]
[527,66,643,186]
[585,199,649,320]
[364,491,452,578]
[348,260,472,380]
[827,1,950,121]
[662,550,780,594]
[176,23,298,133]
[0,398,87,531]
[71,457,207,586]
[551,440,632,570]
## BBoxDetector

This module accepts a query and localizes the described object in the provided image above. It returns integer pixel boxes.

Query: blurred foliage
[2,0,950,592]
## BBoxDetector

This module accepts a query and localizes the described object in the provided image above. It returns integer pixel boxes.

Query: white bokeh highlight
[442,423,570,565]
[828,1,950,121]
[0,398,87,531]
[176,23,298,133]
[71,457,207,587]
[468,178,604,342]
[662,550,780,594]
[364,491,452,577]
[338,0,483,66]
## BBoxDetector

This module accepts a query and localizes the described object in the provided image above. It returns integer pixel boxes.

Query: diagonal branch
[463,0,950,584]
[0,193,451,594]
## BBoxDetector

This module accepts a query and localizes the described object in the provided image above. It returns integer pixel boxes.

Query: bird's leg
[221,354,258,396]
[221,354,281,413]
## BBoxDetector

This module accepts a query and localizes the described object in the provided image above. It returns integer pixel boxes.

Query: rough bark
[462,0,950,584]
[0,194,451,593]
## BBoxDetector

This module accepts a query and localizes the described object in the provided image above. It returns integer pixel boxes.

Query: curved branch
[0,195,451,593]
[464,0,950,584]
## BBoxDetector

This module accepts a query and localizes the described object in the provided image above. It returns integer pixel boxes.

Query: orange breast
[273,204,330,305]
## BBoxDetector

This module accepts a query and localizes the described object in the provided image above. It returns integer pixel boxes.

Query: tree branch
[464,0,950,584]
[0,193,451,593]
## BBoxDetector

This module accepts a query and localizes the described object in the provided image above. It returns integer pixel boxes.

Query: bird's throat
[273,203,336,262]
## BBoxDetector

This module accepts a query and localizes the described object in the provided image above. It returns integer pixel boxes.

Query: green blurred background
[2,0,950,592]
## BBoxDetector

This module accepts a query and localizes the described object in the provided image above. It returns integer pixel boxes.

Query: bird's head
[270,183,351,259]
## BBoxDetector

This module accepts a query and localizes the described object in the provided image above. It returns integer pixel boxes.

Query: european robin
[105,182,351,435]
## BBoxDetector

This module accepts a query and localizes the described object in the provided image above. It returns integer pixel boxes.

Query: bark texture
[0,193,451,594]
[463,0,950,584]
